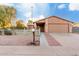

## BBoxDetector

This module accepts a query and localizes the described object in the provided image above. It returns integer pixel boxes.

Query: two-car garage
[48,23,69,33]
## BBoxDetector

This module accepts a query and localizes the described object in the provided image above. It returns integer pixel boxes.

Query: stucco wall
[48,16,71,24]
[47,17,73,33]
[45,19,48,32]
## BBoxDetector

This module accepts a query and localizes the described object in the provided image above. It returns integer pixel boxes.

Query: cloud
[27,15,45,22]
[58,4,66,9]
[20,3,35,9]
[25,12,45,19]
[38,15,45,19]
[17,3,35,17]
[68,3,79,11]
[14,3,36,21]
[58,3,79,11]
[0,3,14,6]
[25,12,31,18]
[33,15,45,21]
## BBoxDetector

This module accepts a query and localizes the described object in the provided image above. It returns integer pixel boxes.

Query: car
[0,31,2,35]
[4,29,12,35]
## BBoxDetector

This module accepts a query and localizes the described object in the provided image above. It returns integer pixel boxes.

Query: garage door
[48,23,69,33]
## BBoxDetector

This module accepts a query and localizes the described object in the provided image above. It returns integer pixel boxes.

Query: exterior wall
[27,25,34,29]
[68,23,73,33]
[45,19,48,32]
[27,23,34,29]
[34,23,37,29]
[36,20,45,24]
[48,17,70,24]
[47,17,73,33]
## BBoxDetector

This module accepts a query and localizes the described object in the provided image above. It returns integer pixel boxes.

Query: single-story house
[34,16,74,33]
[27,23,34,29]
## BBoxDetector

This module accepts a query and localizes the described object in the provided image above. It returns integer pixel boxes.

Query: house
[27,23,34,29]
[34,16,74,33]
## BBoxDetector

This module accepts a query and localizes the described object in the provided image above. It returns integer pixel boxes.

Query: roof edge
[34,16,74,23]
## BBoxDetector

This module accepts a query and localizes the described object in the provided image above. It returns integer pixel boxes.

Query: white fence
[15,29,40,36]
[0,29,40,41]
[0,29,40,36]
[15,30,32,35]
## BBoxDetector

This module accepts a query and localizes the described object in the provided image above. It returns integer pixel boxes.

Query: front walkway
[40,33,49,47]
[44,33,61,46]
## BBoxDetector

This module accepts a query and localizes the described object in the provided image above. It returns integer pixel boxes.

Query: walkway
[45,33,61,46]
[40,33,49,47]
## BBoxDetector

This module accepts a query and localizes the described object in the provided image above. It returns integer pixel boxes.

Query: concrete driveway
[49,33,79,56]
[50,33,79,47]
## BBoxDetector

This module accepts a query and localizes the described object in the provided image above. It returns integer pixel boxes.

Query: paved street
[0,33,79,56]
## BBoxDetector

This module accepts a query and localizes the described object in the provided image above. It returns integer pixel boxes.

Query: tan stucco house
[34,16,74,33]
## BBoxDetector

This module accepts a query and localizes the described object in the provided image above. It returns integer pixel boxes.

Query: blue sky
[1,3,79,22]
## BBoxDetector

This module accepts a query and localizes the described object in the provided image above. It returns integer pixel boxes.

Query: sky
[0,3,79,23]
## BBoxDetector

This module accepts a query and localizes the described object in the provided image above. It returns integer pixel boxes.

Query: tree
[16,20,26,29]
[28,20,33,24]
[0,5,16,29]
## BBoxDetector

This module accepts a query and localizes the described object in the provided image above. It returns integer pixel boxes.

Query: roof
[34,16,74,23]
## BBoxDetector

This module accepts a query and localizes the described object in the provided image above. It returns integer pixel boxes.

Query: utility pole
[31,6,33,20]
[29,5,36,45]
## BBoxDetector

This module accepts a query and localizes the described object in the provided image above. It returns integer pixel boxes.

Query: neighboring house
[27,23,34,29]
[34,16,74,33]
